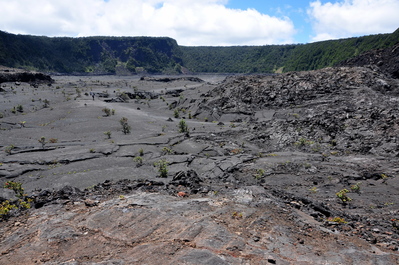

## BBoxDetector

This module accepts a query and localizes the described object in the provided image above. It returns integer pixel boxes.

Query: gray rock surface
[1,49,399,263]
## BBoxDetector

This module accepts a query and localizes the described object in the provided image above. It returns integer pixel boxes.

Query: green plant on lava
[350,182,361,193]
[1,181,32,219]
[5,145,15,155]
[102,107,111,116]
[327,217,347,224]
[174,109,179,118]
[336,189,352,203]
[154,159,169,178]
[120,117,131,134]
[133,156,143,167]
[232,211,243,219]
[178,119,189,134]
[16,104,24,113]
[139,148,144,156]
[254,169,265,180]
[43,99,50,108]
[162,147,174,155]
[4,181,25,198]
[38,136,47,149]
[104,131,112,139]
[0,201,17,217]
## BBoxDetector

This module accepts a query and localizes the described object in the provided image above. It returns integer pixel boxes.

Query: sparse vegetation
[104,131,112,139]
[174,109,179,118]
[254,169,265,180]
[154,159,169,178]
[327,217,347,224]
[133,156,143,167]
[162,147,174,155]
[232,211,243,219]
[38,136,47,149]
[178,119,189,134]
[350,182,361,193]
[49,138,58,143]
[336,189,352,203]
[41,99,50,108]
[120,117,131,134]
[16,104,23,113]
[1,181,32,219]
[5,145,15,155]
[102,107,111,116]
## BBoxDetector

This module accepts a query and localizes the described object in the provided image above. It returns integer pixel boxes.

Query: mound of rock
[337,42,399,78]
[181,66,399,157]
[0,66,54,85]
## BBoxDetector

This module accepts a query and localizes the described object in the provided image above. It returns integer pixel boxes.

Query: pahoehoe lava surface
[1,45,399,264]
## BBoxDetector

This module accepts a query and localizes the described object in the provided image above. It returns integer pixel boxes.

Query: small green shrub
[350,182,361,193]
[336,189,351,203]
[38,136,47,149]
[102,107,111,116]
[43,99,50,108]
[5,145,15,155]
[174,109,179,118]
[0,201,17,217]
[16,104,23,113]
[178,119,189,134]
[4,181,25,198]
[120,117,131,134]
[119,92,130,102]
[327,217,347,224]
[19,121,26,128]
[104,131,112,139]
[254,169,265,180]
[139,148,144,156]
[133,156,143,167]
[162,147,174,155]
[154,159,169,178]
[1,181,32,219]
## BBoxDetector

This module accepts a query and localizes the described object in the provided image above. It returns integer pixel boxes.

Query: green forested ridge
[0,28,398,74]
[0,31,183,74]
[181,28,399,73]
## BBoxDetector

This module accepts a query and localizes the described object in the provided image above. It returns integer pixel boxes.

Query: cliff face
[0,31,183,74]
[0,28,398,74]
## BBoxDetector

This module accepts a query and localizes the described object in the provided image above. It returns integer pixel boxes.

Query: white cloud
[308,0,399,42]
[0,0,296,46]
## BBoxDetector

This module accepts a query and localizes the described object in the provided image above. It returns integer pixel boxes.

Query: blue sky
[0,0,398,46]
[227,0,313,43]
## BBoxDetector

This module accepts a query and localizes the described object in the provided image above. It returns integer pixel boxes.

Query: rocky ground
[1,56,399,264]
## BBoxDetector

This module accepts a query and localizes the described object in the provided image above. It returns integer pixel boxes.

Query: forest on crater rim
[0,28,398,74]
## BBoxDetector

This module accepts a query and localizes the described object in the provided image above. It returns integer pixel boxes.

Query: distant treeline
[0,28,398,74]
[181,28,399,73]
